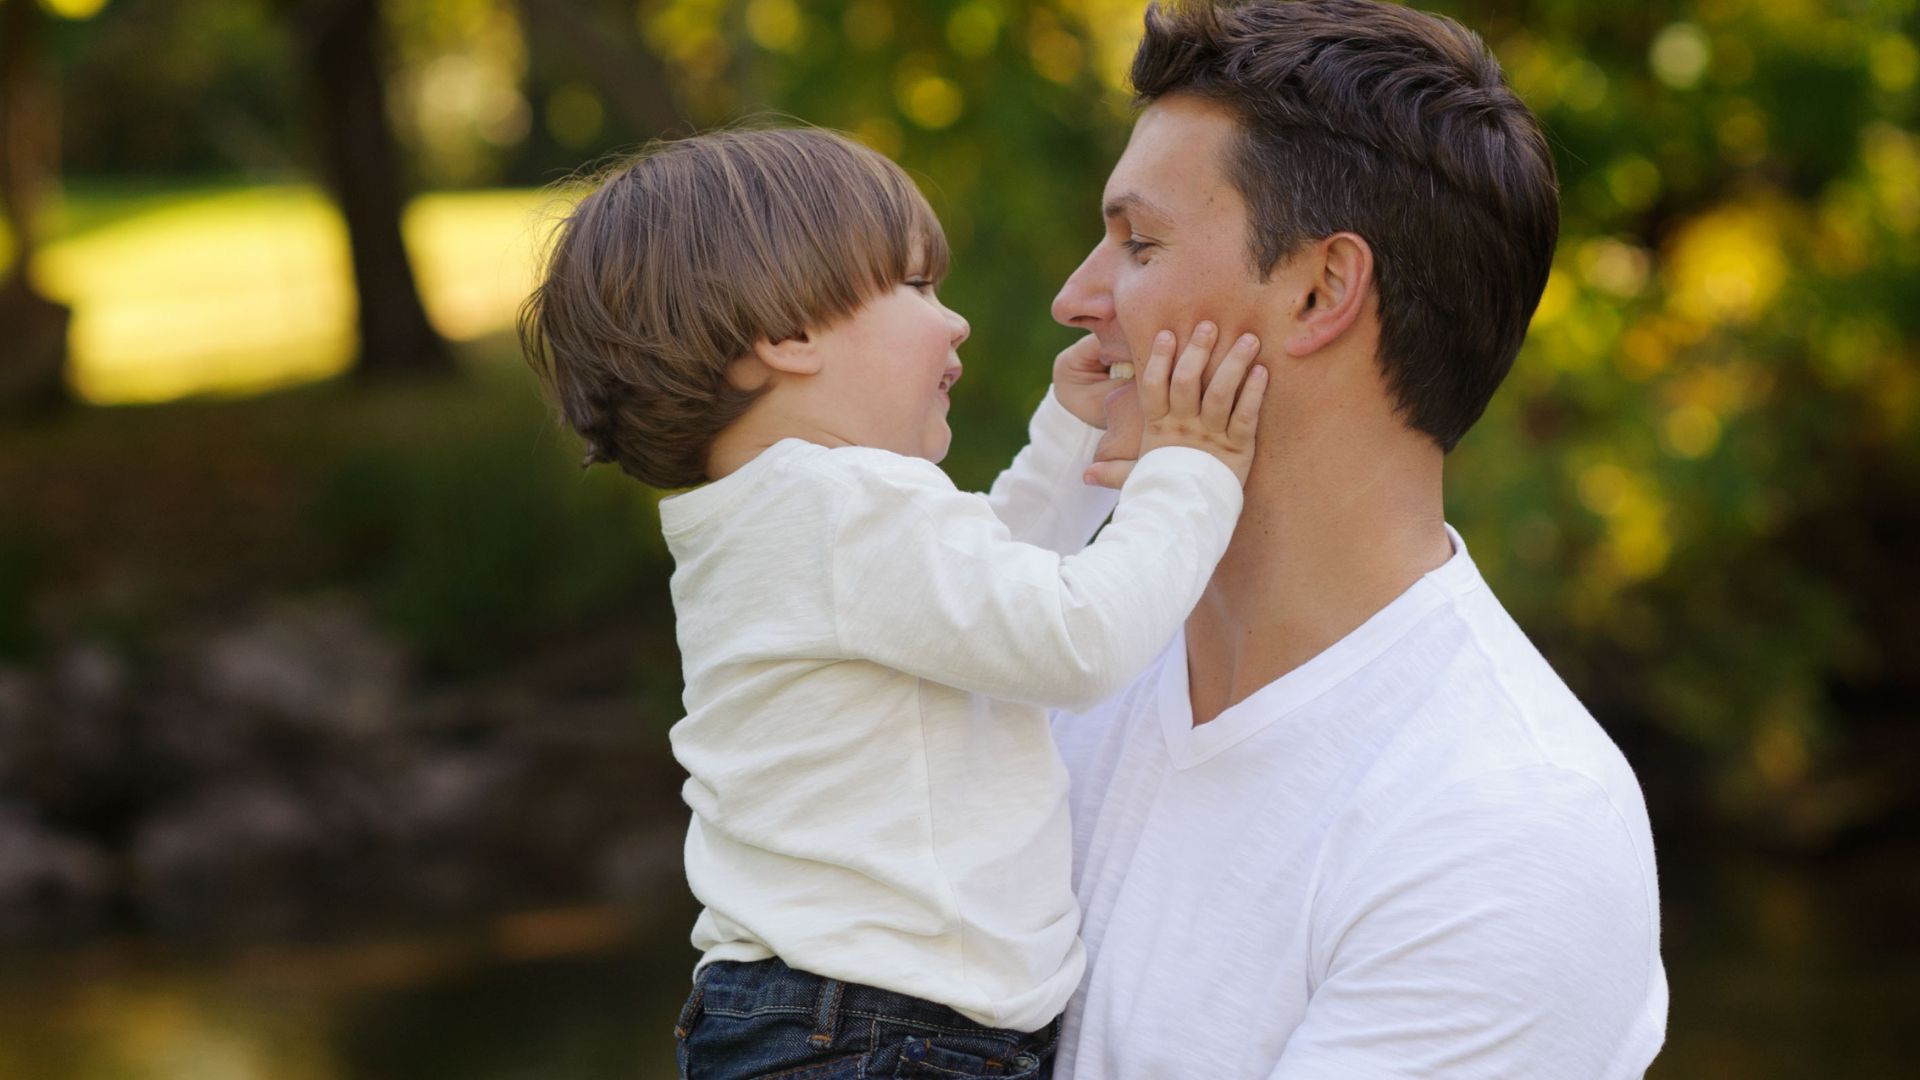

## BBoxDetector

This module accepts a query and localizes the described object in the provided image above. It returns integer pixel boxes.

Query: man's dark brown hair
[1133,0,1559,451]
[519,127,950,489]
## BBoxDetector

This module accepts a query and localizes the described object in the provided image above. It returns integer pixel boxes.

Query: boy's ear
[750,330,822,376]
[1282,231,1372,359]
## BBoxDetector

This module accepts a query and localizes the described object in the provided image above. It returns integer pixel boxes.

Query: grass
[24,180,562,405]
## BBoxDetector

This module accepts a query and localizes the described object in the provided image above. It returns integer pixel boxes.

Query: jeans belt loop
[808,975,846,1048]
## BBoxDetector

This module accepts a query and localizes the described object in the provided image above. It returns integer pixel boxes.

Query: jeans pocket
[674,983,706,1042]
[892,1036,1042,1079]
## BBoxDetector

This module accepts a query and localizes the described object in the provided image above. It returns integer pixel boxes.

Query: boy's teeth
[1109,362,1135,381]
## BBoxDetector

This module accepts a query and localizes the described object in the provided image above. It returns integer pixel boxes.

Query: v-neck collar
[1157,525,1481,769]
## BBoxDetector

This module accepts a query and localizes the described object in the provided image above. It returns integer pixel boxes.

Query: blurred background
[0,0,1914,1076]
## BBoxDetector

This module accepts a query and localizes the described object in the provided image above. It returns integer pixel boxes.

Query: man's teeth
[1109,362,1135,381]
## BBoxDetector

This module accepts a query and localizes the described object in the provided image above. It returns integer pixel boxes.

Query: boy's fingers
[1059,333,1106,377]
[1083,460,1136,489]
[1229,365,1269,445]
[1168,322,1215,418]
[1201,332,1260,429]
[1137,330,1176,419]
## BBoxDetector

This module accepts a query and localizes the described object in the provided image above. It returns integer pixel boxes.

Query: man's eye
[1120,237,1155,259]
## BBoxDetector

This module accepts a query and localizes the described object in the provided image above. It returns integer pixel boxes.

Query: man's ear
[1282,232,1372,358]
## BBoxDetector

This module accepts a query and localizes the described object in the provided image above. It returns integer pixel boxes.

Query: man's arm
[1274,766,1667,1080]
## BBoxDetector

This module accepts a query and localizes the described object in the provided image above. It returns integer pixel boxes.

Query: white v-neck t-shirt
[1050,528,1667,1079]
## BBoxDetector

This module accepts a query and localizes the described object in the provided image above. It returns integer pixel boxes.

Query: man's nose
[1051,246,1114,329]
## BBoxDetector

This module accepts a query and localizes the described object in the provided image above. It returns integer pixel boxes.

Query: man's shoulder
[1333,583,1659,895]
[1368,572,1628,782]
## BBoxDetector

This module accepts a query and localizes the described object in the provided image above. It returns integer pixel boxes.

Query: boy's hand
[1083,322,1266,488]
[1053,333,1123,428]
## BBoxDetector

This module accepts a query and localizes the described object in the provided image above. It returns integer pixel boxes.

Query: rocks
[0,597,683,942]
[0,802,111,934]
[196,594,405,737]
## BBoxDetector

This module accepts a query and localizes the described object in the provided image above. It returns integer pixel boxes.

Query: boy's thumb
[1082,461,1135,490]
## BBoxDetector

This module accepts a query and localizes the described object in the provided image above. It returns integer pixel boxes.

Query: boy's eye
[906,278,937,293]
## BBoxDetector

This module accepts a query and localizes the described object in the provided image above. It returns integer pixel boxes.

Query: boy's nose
[947,305,971,347]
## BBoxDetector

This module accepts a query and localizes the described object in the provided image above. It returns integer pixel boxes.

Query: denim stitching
[809,978,845,1048]
[845,1010,1030,1042]
[673,985,705,1040]
[700,1004,813,1019]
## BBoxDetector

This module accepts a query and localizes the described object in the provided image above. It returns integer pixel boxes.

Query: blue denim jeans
[674,956,1061,1079]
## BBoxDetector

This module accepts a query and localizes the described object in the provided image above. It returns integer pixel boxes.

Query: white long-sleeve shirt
[659,391,1233,1032]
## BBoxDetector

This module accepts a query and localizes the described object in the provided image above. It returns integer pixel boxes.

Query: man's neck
[1184,426,1451,727]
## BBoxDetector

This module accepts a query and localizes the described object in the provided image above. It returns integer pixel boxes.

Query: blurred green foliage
[14,0,1920,843]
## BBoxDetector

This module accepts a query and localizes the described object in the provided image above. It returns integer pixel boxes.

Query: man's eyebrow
[1103,192,1171,223]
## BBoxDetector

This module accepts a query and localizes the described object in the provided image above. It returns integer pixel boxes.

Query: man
[1047,2,1668,1076]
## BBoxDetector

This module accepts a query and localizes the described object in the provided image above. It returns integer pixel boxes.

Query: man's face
[1052,95,1280,469]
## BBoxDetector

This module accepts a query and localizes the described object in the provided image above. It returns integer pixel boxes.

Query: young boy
[519,127,1264,1079]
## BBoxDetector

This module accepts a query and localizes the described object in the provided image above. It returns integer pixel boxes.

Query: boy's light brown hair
[518,127,951,489]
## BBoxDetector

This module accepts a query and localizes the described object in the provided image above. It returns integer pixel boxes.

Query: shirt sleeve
[1271,766,1667,1080]
[981,388,1122,556]
[823,444,1241,712]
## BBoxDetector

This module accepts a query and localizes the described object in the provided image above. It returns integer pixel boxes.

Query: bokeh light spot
[1531,267,1574,327]
[1651,22,1712,89]
[39,0,107,18]
[1029,26,1086,85]
[899,74,964,130]
[1579,238,1651,297]
[1665,202,1788,325]
[1663,404,1724,459]
[745,0,803,53]
[1606,155,1663,212]
[1558,60,1610,112]
[947,2,1002,59]
[1869,34,1918,92]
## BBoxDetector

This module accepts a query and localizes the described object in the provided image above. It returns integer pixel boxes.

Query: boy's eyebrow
[1103,192,1171,224]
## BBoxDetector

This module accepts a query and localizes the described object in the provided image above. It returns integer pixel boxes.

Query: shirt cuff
[1126,446,1244,509]
[1031,387,1106,461]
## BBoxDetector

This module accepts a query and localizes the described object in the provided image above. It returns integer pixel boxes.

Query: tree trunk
[294,0,451,379]
[0,0,73,414]
[517,0,686,138]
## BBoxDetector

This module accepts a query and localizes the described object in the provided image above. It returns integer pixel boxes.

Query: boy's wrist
[1051,382,1109,428]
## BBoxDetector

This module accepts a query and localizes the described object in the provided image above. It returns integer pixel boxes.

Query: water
[0,900,702,1080]
[2,851,1913,1079]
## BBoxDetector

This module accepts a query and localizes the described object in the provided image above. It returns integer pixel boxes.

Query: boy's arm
[824,445,1240,712]
[981,387,1121,557]
[832,325,1261,710]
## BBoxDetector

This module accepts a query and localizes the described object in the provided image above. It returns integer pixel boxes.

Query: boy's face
[811,265,971,463]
